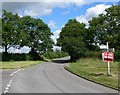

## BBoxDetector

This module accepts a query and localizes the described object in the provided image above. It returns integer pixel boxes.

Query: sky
[1,0,119,53]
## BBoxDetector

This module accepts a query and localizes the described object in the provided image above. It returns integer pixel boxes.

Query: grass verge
[65,58,119,90]
[0,61,44,69]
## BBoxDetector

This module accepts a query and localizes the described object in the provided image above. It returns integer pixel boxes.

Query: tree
[57,19,87,61]
[2,10,54,54]
[89,5,120,50]
[21,16,54,53]
[0,18,2,46]
[103,5,120,49]
[2,10,21,53]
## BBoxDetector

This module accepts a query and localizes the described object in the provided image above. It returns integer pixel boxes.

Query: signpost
[103,42,114,76]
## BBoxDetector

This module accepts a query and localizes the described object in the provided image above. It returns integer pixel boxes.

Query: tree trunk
[31,48,35,53]
[5,45,8,53]
[70,55,76,62]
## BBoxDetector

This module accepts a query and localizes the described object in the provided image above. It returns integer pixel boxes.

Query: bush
[84,50,120,62]
[85,51,102,59]
[1,52,43,61]
[114,50,120,62]
[43,51,69,59]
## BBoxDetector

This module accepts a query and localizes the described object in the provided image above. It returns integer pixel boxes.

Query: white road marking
[3,89,8,94]
[3,69,23,94]
[7,84,10,87]
[10,69,21,77]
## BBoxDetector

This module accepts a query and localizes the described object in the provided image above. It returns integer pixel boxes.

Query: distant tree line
[57,5,120,61]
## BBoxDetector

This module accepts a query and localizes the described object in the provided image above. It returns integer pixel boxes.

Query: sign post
[107,42,110,75]
[103,42,114,76]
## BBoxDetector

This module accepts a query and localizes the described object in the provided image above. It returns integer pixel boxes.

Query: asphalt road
[2,57,118,94]
[1,69,16,94]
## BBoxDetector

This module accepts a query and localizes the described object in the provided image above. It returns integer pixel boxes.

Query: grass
[0,61,44,69]
[65,58,119,90]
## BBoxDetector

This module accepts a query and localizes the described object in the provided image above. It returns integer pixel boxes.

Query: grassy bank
[0,61,44,69]
[65,58,119,90]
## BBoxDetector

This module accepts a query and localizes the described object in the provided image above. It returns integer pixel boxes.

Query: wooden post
[107,42,110,76]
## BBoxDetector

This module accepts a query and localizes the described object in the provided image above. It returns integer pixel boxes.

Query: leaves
[2,10,54,53]
[57,19,87,61]
[89,5,120,49]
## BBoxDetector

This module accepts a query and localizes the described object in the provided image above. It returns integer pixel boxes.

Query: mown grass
[0,61,44,69]
[65,58,119,90]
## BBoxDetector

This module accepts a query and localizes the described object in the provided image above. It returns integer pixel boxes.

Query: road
[2,57,118,94]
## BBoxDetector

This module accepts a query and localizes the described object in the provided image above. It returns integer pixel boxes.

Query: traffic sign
[104,52,114,62]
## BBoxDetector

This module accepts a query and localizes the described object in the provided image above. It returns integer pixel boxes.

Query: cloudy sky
[1,0,119,53]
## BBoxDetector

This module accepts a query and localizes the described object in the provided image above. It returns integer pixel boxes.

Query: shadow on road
[51,59,70,64]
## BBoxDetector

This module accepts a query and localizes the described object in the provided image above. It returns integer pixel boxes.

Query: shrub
[114,50,120,62]
[1,52,43,61]
[43,51,69,59]
[85,51,102,59]
[84,50,120,62]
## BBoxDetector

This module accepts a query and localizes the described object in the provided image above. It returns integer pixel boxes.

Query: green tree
[89,5,120,50]
[57,19,87,61]
[2,10,21,53]
[0,18,2,46]
[21,16,54,53]
[2,10,54,54]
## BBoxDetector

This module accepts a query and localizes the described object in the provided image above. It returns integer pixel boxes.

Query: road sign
[104,52,114,62]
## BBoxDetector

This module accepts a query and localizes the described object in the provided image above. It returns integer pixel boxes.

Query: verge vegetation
[0,61,43,69]
[65,58,119,90]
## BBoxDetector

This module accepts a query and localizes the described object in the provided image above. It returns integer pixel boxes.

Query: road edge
[64,66,119,92]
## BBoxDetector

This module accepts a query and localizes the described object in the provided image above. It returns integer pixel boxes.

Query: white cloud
[24,10,38,17]
[7,46,30,53]
[76,4,111,28]
[2,1,88,17]
[51,29,62,51]
[53,46,61,51]
[51,30,61,44]
[20,46,31,53]
[48,20,57,29]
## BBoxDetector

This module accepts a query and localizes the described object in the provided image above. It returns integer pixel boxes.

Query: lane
[9,62,62,93]
[8,60,118,93]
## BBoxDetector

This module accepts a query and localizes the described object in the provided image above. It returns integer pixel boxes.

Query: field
[0,61,44,69]
[65,58,119,90]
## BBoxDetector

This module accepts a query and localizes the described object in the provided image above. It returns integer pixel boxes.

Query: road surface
[2,57,118,94]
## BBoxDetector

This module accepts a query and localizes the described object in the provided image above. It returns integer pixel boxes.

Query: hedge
[1,52,44,61]
[84,50,120,62]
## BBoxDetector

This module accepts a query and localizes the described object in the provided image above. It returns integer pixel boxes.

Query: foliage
[2,10,21,53]
[89,5,120,50]
[0,18,2,46]
[84,51,102,59]
[43,51,69,59]
[114,50,120,61]
[2,10,54,54]
[2,52,44,61]
[21,16,54,53]
[84,50,120,62]
[57,19,87,61]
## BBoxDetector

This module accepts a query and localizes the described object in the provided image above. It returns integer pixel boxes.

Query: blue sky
[40,2,117,32]
[1,1,119,53]
[2,1,118,32]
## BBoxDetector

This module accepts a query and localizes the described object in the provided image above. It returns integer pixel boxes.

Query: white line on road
[4,69,23,94]
[3,78,13,94]
[10,69,21,77]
